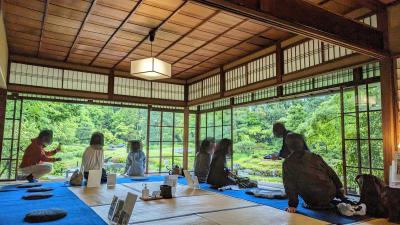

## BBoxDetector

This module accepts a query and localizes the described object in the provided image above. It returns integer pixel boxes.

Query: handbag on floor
[356,174,387,217]
[70,169,83,186]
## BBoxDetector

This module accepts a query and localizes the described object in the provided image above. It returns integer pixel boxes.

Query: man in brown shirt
[20,130,62,182]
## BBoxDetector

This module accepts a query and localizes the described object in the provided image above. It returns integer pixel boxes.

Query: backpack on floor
[69,169,83,186]
[356,174,387,218]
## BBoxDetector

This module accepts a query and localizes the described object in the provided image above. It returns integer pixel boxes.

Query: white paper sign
[87,170,101,188]
[183,170,194,187]
[117,192,138,225]
[108,196,119,220]
[107,173,117,188]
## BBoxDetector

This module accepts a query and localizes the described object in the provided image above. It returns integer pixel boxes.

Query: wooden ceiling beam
[112,1,188,70]
[89,0,144,65]
[64,0,98,62]
[192,0,388,59]
[175,25,271,78]
[37,0,49,57]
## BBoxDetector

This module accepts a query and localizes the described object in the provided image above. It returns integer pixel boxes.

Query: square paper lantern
[130,57,171,80]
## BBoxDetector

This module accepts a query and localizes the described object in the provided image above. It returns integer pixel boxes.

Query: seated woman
[20,130,62,183]
[81,132,107,183]
[283,133,345,213]
[124,140,146,177]
[207,138,236,188]
[194,137,215,182]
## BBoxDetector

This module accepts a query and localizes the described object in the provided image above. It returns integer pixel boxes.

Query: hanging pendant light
[130,30,172,80]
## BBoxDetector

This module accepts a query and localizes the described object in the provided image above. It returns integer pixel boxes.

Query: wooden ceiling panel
[46,14,82,29]
[6,22,41,36]
[49,0,92,12]
[109,37,139,48]
[209,12,244,27]
[320,0,355,15]
[169,13,203,28]
[10,38,39,49]
[151,39,173,48]
[203,43,231,52]
[114,61,130,71]
[179,58,201,65]
[214,36,242,46]
[197,21,231,35]
[91,4,130,20]
[5,0,45,12]
[157,54,181,64]
[96,53,122,61]
[161,22,192,35]
[156,30,182,42]
[138,43,164,55]
[7,30,40,42]
[83,23,116,36]
[128,14,163,28]
[78,30,110,42]
[179,2,216,19]
[136,4,173,20]
[223,29,254,40]
[71,49,98,57]
[237,21,269,34]
[114,30,145,42]
[40,43,70,53]
[101,48,131,57]
[47,4,86,21]
[130,49,151,58]
[44,23,78,36]
[173,62,194,69]
[42,37,72,48]
[246,36,275,46]
[74,44,102,52]
[184,53,209,62]
[177,37,207,48]
[235,42,260,52]
[106,43,133,52]
[43,30,75,42]
[76,37,106,48]
[96,0,138,12]
[5,13,42,29]
[223,48,248,57]
[144,0,185,11]
[86,14,121,28]
[193,48,218,57]
[188,30,218,42]
[122,23,153,35]
[162,49,189,58]
[169,43,197,53]
[4,2,43,21]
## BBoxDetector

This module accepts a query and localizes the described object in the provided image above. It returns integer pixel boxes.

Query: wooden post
[0,89,6,161]
[183,107,189,170]
[145,105,151,174]
[380,59,397,184]
[378,9,397,184]
[220,66,225,98]
[276,42,284,96]
[108,70,115,100]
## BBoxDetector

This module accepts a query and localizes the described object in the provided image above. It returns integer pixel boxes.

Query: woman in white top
[81,132,107,183]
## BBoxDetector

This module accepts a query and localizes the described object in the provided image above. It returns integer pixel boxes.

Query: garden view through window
[1,82,383,194]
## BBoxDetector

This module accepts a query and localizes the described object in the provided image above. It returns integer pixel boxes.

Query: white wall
[0,11,8,89]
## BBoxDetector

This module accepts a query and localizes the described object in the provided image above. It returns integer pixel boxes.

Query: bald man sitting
[283,133,345,213]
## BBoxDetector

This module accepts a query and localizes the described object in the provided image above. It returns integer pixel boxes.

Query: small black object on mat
[24,208,67,223]
[27,187,54,192]
[17,183,42,188]
[22,192,53,200]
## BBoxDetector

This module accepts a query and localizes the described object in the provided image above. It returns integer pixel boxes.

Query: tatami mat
[92,194,258,224]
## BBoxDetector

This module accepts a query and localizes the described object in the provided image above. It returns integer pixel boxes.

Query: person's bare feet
[286,207,297,213]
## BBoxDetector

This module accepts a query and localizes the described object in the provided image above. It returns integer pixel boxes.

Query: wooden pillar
[276,42,284,96]
[380,59,397,184]
[220,66,225,98]
[0,89,6,161]
[183,107,189,170]
[108,70,114,100]
[145,105,151,174]
[378,9,398,184]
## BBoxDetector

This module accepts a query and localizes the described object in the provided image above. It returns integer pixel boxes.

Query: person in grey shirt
[194,137,216,183]
[124,140,146,177]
